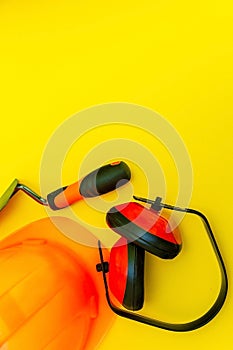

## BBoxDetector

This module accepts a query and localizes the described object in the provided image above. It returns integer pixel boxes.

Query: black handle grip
[79,161,131,198]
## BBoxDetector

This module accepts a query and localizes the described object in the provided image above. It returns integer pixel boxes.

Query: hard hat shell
[0,217,115,350]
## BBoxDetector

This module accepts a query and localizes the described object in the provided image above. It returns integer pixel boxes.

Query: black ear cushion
[106,208,181,259]
[123,243,145,311]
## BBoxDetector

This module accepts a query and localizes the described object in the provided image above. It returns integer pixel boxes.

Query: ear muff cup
[109,237,145,311]
[106,202,182,259]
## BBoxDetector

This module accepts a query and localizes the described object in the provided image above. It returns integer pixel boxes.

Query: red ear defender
[97,196,228,332]
[106,200,182,259]
[102,198,181,313]
[108,237,145,311]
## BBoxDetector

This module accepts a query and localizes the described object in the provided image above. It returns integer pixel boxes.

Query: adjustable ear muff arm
[97,197,228,332]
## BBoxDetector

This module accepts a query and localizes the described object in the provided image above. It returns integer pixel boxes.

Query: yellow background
[0,1,233,349]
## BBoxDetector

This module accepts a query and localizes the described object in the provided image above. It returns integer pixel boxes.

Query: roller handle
[47,161,131,210]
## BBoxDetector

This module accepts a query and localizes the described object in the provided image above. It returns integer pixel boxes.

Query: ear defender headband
[96,196,228,332]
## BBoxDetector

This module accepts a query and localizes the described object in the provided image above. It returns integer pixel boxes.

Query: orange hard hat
[0,216,115,350]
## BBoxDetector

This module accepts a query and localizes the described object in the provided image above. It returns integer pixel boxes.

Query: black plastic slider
[96,262,109,273]
[150,197,163,212]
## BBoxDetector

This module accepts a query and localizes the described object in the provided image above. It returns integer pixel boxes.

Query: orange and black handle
[47,161,131,210]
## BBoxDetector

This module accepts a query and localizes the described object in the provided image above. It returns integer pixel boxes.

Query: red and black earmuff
[97,197,182,312]
[106,199,182,259]
[96,196,228,332]
[100,237,145,311]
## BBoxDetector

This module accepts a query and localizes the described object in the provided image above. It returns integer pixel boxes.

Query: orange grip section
[54,179,83,209]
